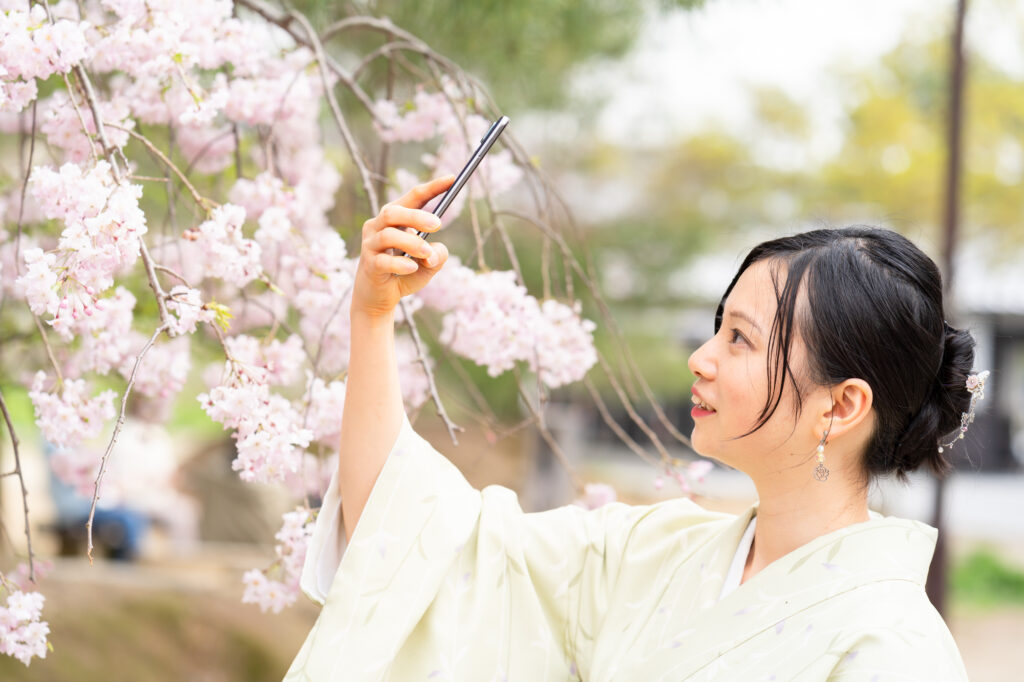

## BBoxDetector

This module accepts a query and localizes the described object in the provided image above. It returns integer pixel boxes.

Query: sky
[570,0,1024,159]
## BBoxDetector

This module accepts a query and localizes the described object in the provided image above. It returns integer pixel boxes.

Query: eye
[729,328,748,345]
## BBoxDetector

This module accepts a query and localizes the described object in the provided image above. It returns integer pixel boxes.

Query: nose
[687,336,716,382]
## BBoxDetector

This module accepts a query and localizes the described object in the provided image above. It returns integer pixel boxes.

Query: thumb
[421,241,449,273]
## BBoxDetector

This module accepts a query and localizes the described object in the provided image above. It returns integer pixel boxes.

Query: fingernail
[426,253,439,267]
[430,217,441,228]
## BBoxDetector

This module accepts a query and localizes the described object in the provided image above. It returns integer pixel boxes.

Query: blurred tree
[296,0,706,111]
[809,37,1024,250]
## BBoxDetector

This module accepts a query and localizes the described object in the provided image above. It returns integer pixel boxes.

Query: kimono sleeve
[291,412,728,679]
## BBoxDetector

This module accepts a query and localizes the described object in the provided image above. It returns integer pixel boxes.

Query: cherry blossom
[183,204,262,287]
[224,334,305,387]
[242,508,314,613]
[428,266,598,388]
[574,483,617,510]
[197,367,314,484]
[0,586,49,666]
[0,0,611,643]
[304,375,347,446]
[0,3,90,113]
[165,285,216,337]
[28,371,117,451]
[41,91,133,162]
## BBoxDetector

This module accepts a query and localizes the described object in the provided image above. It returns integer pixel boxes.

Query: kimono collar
[630,507,938,680]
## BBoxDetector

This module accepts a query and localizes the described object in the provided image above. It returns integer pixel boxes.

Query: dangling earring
[814,432,830,482]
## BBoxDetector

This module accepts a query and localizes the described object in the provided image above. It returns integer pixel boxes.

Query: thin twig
[108,124,211,211]
[33,315,64,386]
[0,389,36,582]
[235,0,378,116]
[154,265,193,288]
[399,300,463,444]
[288,9,463,443]
[291,10,378,214]
[13,98,37,277]
[85,324,168,563]
[495,209,694,449]
[513,371,582,492]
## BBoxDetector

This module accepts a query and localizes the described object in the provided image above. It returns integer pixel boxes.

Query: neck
[743,470,869,581]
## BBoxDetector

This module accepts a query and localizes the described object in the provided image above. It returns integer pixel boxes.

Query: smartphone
[414,115,510,241]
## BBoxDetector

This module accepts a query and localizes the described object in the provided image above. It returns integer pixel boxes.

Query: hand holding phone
[414,115,510,241]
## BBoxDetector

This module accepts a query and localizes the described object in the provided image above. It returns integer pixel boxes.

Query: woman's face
[687,259,823,474]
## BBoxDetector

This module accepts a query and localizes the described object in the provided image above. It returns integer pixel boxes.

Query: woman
[285,177,972,681]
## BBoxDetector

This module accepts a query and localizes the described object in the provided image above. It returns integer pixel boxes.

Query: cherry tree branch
[286,9,464,443]
[13,98,37,277]
[107,124,212,212]
[512,370,583,492]
[234,0,378,116]
[32,316,65,386]
[495,210,694,451]
[291,10,379,214]
[85,323,168,563]
[399,309,463,445]
[0,389,36,582]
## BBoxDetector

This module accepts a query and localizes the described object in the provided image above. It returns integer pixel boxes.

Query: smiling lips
[690,391,717,415]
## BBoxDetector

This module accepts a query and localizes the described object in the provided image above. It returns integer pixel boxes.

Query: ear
[820,378,873,440]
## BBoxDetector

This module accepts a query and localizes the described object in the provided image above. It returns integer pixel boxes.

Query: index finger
[393,174,456,210]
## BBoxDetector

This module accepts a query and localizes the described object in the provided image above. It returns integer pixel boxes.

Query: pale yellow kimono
[285,414,968,681]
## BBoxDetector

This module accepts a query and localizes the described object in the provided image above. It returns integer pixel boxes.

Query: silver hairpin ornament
[938,370,990,453]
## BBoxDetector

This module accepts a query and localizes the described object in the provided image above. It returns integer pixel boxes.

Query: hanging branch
[289,9,463,444]
[0,390,36,583]
[84,324,168,563]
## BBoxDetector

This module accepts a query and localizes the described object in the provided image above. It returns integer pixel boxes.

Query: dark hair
[715,226,975,480]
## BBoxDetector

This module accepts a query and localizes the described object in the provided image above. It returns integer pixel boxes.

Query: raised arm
[340,175,455,541]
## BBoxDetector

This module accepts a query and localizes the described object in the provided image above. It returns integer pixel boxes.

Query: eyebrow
[725,309,764,336]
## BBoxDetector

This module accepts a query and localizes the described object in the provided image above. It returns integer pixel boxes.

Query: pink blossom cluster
[419,259,598,388]
[0,4,90,113]
[27,371,117,451]
[303,375,347,446]
[653,460,715,495]
[20,161,147,338]
[242,507,314,613]
[197,365,313,484]
[120,335,191,400]
[90,0,261,77]
[0,0,608,639]
[573,482,617,510]
[41,91,133,162]
[48,442,100,497]
[224,334,305,387]
[376,89,521,223]
[0,584,49,666]
[534,299,599,389]
[184,204,262,287]
[165,285,216,337]
[374,91,453,143]
[286,232,357,376]
[70,286,137,375]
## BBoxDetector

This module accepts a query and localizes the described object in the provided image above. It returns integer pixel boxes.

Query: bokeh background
[2,0,1023,679]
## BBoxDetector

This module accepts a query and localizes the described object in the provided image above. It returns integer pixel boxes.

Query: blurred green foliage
[298,0,706,111]
[952,548,1024,608]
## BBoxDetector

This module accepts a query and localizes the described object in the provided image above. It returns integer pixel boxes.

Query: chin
[689,428,734,468]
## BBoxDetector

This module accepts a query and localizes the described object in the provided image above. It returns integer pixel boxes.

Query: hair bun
[891,322,976,476]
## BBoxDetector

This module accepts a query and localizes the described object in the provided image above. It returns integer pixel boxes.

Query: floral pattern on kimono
[285,414,968,682]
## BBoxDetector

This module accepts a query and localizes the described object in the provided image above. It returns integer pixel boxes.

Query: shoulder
[827,581,968,680]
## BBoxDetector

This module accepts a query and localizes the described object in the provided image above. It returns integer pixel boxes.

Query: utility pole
[928,0,968,617]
